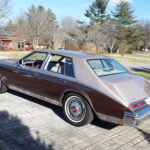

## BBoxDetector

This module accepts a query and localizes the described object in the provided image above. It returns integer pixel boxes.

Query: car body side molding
[9,85,60,106]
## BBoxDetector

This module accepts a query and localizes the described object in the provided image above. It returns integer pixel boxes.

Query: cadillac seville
[0,50,150,126]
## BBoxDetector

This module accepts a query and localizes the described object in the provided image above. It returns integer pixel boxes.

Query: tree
[85,0,110,53]
[112,1,143,51]
[76,21,95,50]
[112,1,136,25]
[61,16,77,32]
[103,19,121,53]
[0,0,11,20]
[139,20,150,49]
[85,0,109,24]
[26,5,57,49]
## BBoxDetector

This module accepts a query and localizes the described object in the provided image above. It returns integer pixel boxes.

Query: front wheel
[63,93,94,127]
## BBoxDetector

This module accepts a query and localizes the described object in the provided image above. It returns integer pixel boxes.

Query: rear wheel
[63,93,94,127]
[0,80,7,93]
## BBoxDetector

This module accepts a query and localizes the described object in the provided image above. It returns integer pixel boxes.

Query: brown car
[0,50,150,126]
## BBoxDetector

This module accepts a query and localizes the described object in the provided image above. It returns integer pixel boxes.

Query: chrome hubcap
[65,96,86,123]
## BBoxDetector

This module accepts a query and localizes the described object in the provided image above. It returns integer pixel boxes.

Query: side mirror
[19,59,22,64]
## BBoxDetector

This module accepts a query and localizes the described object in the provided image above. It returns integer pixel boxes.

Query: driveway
[0,56,150,150]
[0,91,150,150]
[120,62,150,73]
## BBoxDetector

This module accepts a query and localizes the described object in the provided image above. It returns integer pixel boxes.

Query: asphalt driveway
[121,62,150,73]
[0,91,150,150]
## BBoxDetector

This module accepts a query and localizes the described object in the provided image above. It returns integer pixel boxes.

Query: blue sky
[10,0,150,22]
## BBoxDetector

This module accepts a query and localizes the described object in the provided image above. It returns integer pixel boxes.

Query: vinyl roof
[37,49,108,59]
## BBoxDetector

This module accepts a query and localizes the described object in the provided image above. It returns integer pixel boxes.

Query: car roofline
[34,49,109,60]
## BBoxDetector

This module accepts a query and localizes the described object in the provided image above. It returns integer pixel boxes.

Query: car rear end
[123,97,150,126]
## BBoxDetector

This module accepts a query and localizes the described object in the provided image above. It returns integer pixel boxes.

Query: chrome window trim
[16,51,49,70]
[43,53,76,78]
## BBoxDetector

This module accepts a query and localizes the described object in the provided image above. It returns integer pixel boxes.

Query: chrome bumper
[123,107,150,126]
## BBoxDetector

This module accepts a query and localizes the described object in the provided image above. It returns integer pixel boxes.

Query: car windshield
[88,59,128,76]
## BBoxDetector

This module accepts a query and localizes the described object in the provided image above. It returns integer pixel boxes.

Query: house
[0,31,26,50]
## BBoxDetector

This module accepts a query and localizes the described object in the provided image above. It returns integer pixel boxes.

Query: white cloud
[109,0,133,6]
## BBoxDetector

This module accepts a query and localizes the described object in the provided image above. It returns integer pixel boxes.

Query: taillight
[132,101,146,109]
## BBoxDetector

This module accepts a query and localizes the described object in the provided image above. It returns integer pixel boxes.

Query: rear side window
[65,58,75,77]
[45,54,75,78]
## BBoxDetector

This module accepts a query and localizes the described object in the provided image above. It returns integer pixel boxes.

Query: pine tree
[112,1,143,51]
[112,1,136,26]
[85,0,109,24]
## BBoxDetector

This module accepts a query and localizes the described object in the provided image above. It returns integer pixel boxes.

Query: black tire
[63,93,94,127]
[0,80,7,93]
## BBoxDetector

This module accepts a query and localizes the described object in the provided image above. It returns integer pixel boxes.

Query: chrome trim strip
[9,85,60,106]
[96,112,123,125]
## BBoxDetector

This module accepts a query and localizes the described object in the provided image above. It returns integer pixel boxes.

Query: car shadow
[131,67,150,73]
[0,110,55,150]
[8,90,117,130]
[8,90,65,120]
[92,116,118,130]
[136,128,150,143]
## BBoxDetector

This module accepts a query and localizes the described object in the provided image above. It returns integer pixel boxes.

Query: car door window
[21,52,47,69]
[65,58,75,77]
[45,55,66,74]
[45,54,75,77]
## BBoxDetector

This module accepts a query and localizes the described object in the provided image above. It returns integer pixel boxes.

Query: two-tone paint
[0,50,150,126]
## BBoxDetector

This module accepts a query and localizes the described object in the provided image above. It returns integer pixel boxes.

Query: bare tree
[90,24,107,53]
[103,19,121,53]
[26,6,56,49]
[0,0,11,20]
[76,21,95,50]
[139,20,150,49]
[61,16,77,32]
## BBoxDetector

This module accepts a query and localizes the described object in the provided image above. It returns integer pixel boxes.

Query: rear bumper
[96,106,150,126]
[123,107,150,126]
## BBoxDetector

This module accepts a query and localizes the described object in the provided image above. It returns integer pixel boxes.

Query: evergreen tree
[112,1,143,50]
[85,0,109,24]
[112,1,136,26]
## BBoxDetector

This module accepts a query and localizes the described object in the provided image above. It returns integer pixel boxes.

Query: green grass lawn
[0,51,31,58]
[138,51,150,55]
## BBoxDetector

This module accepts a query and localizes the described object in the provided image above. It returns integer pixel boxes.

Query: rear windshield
[88,59,128,76]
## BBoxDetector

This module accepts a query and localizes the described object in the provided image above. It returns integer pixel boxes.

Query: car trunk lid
[100,73,150,107]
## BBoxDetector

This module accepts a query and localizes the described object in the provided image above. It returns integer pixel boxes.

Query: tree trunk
[110,47,113,54]
[32,40,39,50]
[117,48,120,54]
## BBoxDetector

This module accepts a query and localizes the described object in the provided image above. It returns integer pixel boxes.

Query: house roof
[0,31,26,42]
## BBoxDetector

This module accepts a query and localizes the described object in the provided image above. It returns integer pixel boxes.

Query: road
[121,62,150,72]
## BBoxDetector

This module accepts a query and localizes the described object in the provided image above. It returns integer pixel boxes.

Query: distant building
[0,31,26,50]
